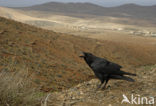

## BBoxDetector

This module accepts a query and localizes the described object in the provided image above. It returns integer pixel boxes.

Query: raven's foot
[101,85,111,90]
[96,84,102,90]
[101,86,106,90]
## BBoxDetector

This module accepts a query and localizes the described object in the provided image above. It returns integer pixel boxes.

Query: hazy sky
[0,0,156,7]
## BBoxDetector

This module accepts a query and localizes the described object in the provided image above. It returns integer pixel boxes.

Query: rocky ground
[44,65,156,106]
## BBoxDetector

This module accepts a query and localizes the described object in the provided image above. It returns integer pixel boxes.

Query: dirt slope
[0,17,156,92]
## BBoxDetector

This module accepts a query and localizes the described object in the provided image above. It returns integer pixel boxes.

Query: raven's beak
[79,52,85,58]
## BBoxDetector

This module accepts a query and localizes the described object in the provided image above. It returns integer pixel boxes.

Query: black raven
[79,52,136,89]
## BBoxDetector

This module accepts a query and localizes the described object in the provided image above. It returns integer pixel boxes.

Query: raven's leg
[102,77,109,90]
[96,79,105,90]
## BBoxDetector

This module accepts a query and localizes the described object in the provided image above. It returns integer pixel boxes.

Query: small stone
[72,96,76,99]
[80,91,83,95]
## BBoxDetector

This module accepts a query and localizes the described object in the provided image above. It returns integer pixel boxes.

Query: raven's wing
[106,61,122,70]
[90,59,124,75]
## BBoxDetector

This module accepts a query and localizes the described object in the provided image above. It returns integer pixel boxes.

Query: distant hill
[110,4,156,19]
[18,2,156,20]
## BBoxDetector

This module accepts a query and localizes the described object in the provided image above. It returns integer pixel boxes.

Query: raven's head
[79,52,95,66]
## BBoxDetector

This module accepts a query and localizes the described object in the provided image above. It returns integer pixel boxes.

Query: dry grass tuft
[0,67,46,106]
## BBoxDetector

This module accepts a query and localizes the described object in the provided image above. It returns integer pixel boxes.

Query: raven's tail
[110,75,135,82]
[123,71,137,76]
[120,76,135,82]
